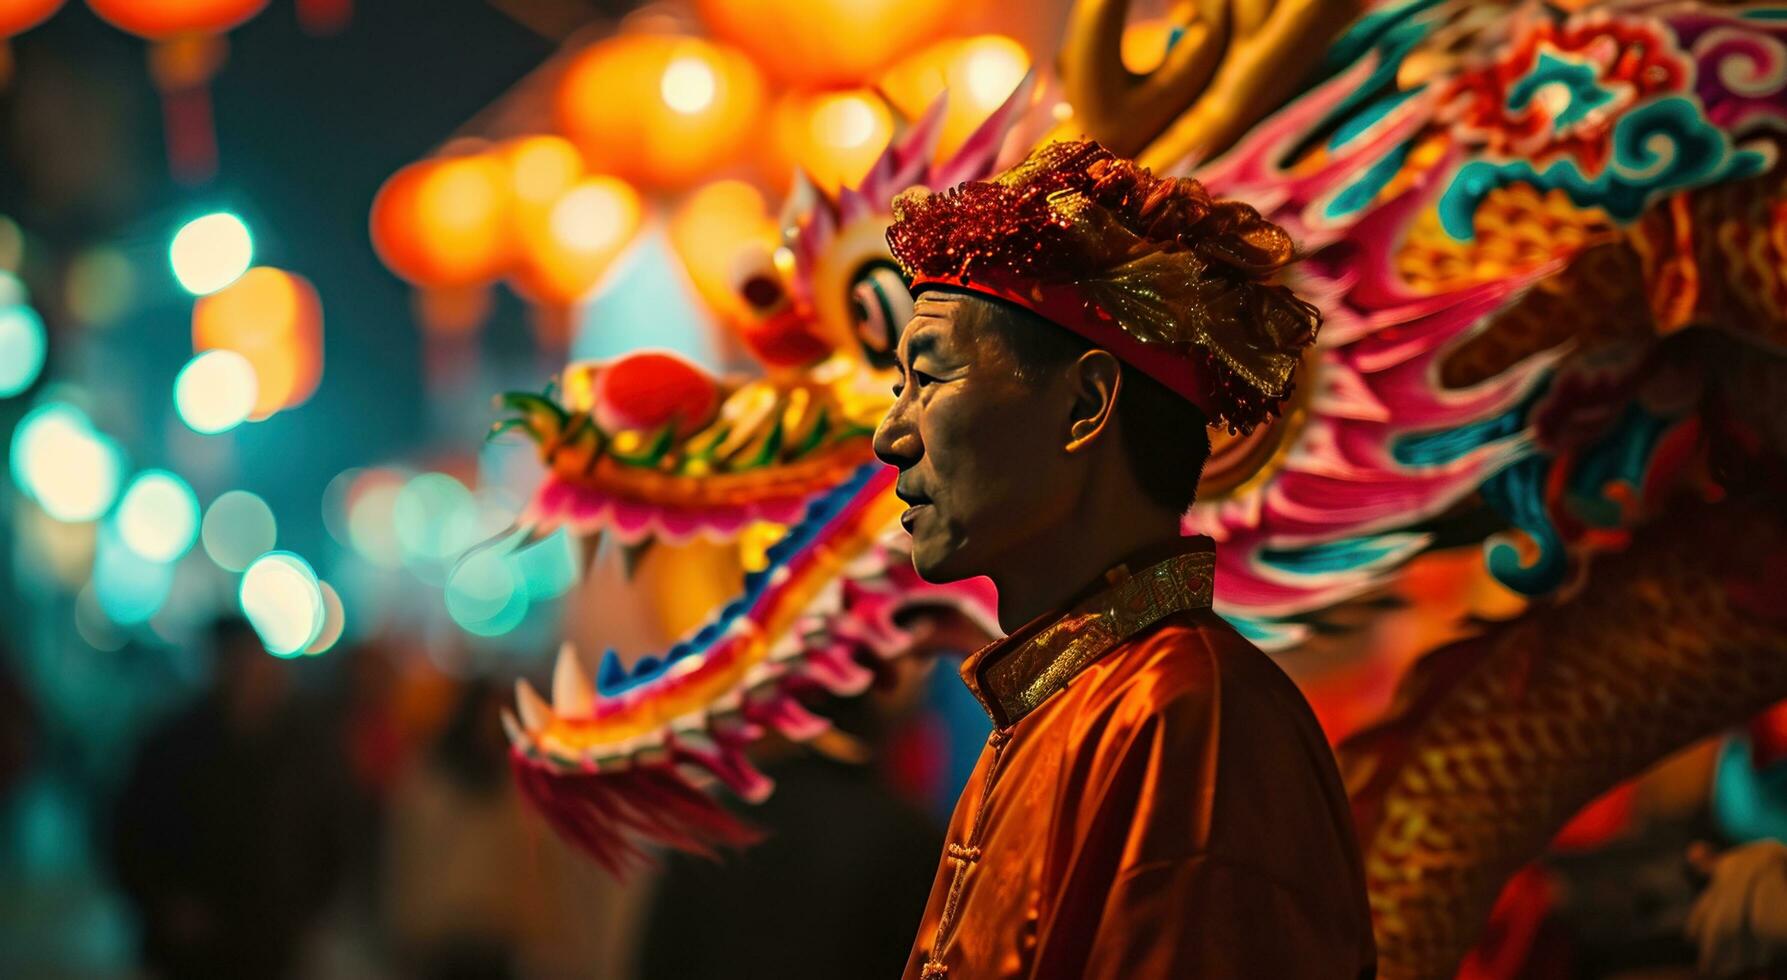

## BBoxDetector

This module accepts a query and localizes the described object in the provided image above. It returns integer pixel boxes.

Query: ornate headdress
[887,139,1320,432]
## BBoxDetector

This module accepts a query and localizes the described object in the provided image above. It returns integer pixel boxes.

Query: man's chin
[908,539,974,585]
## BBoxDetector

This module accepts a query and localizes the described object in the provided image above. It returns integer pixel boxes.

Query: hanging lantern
[509,174,643,308]
[769,88,894,195]
[370,150,515,290]
[879,35,1030,160]
[0,0,64,88]
[87,0,268,183]
[669,179,778,323]
[556,33,765,190]
[191,266,322,418]
[499,135,585,216]
[695,0,956,88]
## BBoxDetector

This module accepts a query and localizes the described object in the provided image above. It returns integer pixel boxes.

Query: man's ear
[1065,349,1122,453]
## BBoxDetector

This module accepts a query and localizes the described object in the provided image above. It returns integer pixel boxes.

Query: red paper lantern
[508,174,641,306]
[695,0,957,88]
[0,0,62,36]
[370,151,515,290]
[556,33,765,190]
[86,0,269,182]
[86,0,263,37]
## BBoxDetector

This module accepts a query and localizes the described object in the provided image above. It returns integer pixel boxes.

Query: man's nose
[873,402,920,471]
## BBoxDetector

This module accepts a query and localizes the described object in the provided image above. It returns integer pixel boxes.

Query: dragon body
[494,1,1787,975]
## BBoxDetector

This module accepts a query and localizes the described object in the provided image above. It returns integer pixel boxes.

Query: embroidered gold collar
[961,538,1217,728]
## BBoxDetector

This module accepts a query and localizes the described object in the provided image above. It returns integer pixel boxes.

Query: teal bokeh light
[93,526,175,626]
[169,212,253,296]
[0,303,46,397]
[240,551,325,657]
[445,548,529,637]
[116,470,201,563]
[201,490,277,572]
[9,401,124,523]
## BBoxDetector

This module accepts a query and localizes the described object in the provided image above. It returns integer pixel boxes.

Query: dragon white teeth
[768,633,806,662]
[514,678,555,732]
[500,708,528,748]
[741,661,784,691]
[552,642,596,716]
[669,710,709,736]
[806,582,844,617]
[673,728,720,755]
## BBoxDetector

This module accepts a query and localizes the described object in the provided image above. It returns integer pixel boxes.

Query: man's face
[872,291,1080,583]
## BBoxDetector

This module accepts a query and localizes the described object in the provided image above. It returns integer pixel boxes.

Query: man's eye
[892,370,942,399]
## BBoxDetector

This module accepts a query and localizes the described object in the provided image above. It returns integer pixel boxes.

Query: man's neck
[989,516,1184,634]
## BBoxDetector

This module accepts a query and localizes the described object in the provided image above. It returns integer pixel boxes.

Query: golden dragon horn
[1057,0,1365,170]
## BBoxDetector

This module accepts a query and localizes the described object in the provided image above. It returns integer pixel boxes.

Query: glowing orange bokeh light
[1,0,64,37]
[669,179,778,322]
[770,89,894,195]
[879,35,1031,159]
[86,0,265,38]
[192,266,322,417]
[695,0,958,88]
[499,135,584,208]
[556,33,765,190]
[510,175,643,306]
[370,152,514,289]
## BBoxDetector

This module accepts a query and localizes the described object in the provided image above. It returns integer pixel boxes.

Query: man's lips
[899,502,931,530]
[895,485,931,508]
[896,483,932,530]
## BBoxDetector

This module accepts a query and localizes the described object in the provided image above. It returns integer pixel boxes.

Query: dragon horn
[927,70,1038,189]
[858,91,948,200]
[1057,0,1229,157]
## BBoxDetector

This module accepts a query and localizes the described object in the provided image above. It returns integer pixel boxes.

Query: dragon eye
[731,242,788,313]
[741,274,785,310]
[849,261,913,358]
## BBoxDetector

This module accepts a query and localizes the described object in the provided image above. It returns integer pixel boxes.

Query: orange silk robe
[903,538,1375,979]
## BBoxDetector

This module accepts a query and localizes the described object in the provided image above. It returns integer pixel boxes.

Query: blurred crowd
[0,621,960,980]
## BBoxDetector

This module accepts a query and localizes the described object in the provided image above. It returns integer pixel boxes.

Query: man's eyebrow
[903,329,942,364]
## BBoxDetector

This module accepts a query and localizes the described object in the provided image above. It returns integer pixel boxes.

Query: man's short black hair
[957,291,1212,513]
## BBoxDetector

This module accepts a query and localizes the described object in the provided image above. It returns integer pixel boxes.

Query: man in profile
[875,139,1375,979]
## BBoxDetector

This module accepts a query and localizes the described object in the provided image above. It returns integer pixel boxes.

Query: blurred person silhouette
[383,677,543,980]
[109,617,350,979]
[0,649,33,803]
[636,650,943,980]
